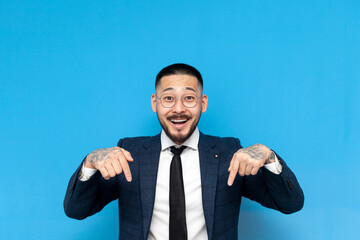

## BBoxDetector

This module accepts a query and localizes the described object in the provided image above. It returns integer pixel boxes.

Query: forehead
[157,74,200,93]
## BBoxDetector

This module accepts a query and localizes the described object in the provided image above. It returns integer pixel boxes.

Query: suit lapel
[198,133,219,240]
[139,134,161,240]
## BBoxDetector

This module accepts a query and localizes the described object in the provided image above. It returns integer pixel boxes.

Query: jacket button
[214,154,219,158]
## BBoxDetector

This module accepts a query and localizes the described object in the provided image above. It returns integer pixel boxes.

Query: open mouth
[168,116,190,127]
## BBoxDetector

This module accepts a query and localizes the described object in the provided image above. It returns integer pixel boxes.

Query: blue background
[1,0,359,239]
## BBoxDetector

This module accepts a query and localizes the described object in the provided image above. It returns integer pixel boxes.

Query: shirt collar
[161,127,199,151]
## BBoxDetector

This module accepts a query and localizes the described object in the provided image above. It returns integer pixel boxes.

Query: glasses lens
[182,94,198,108]
[160,94,175,108]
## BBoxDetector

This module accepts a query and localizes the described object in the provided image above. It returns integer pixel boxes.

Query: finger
[120,148,134,162]
[228,160,233,172]
[228,151,239,171]
[238,161,246,176]
[118,154,132,182]
[250,165,260,175]
[252,161,264,175]
[104,164,116,178]
[98,166,110,180]
[245,164,253,175]
[227,161,239,186]
[112,158,123,175]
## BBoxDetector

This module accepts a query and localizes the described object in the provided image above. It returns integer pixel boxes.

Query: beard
[157,113,201,145]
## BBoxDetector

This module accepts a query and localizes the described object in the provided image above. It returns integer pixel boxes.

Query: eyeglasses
[156,93,202,108]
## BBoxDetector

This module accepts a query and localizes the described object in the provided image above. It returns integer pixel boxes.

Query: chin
[169,132,189,144]
[157,114,200,144]
[167,125,196,144]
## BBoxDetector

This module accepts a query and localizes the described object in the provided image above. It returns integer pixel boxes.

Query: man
[64,63,304,240]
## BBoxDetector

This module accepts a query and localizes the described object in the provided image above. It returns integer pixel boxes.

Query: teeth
[172,119,187,123]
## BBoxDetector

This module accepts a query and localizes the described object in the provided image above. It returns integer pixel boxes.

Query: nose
[172,97,186,113]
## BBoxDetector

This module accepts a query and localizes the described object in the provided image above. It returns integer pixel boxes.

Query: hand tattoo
[87,148,120,168]
[240,144,266,160]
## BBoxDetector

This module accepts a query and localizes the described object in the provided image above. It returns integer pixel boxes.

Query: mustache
[167,114,191,120]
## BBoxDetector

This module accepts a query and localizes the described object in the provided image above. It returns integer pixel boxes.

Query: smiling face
[151,74,208,145]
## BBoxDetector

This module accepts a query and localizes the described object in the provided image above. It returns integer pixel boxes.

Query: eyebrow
[162,87,197,93]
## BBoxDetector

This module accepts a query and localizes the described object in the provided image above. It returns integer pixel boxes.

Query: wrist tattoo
[240,144,265,160]
[265,151,275,164]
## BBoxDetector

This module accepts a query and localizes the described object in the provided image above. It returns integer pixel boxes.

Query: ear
[151,94,157,113]
[201,94,208,113]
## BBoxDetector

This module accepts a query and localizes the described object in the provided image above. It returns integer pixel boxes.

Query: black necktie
[170,146,188,240]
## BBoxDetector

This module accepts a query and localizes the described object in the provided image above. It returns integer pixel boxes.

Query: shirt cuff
[263,154,282,174]
[79,164,98,181]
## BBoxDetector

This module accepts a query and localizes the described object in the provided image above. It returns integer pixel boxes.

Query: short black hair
[155,63,203,89]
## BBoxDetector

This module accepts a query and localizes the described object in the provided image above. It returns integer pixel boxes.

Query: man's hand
[227,144,271,186]
[84,147,133,181]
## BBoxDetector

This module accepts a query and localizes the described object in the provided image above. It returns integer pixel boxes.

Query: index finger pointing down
[118,153,132,182]
[227,163,239,186]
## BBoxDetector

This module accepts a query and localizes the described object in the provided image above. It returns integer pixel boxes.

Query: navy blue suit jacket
[64,133,304,239]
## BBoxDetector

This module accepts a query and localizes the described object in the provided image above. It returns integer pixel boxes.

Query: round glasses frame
[155,93,202,108]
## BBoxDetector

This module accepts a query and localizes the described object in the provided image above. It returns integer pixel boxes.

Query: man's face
[151,74,208,145]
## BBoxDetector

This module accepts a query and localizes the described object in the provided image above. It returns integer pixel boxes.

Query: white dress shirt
[79,128,282,240]
[148,128,207,240]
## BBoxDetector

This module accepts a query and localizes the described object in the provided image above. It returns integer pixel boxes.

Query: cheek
[190,108,202,119]
[156,107,169,118]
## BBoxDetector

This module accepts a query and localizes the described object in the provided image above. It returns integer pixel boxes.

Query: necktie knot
[170,146,187,156]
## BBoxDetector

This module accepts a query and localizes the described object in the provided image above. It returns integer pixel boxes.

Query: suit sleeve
[237,139,305,214]
[63,140,124,220]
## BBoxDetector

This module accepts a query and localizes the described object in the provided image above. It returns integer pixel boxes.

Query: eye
[162,95,175,102]
[184,95,196,101]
